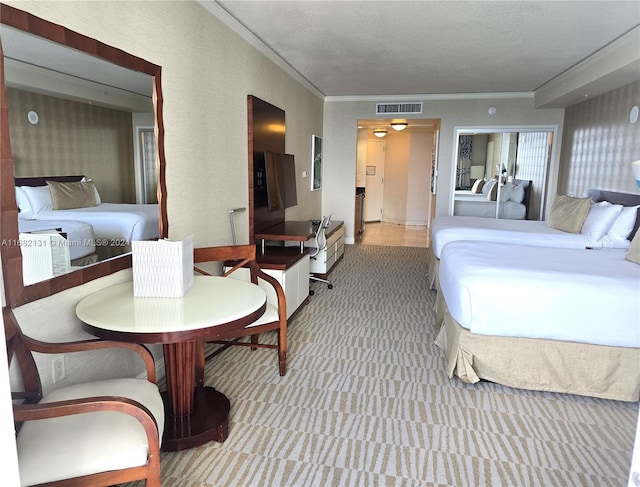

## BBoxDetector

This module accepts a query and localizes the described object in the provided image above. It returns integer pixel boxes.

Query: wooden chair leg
[278,325,287,377]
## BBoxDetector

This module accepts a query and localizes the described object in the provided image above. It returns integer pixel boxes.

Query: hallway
[358,222,428,248]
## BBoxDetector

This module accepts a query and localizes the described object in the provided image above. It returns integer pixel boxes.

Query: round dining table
[76,275,267,451]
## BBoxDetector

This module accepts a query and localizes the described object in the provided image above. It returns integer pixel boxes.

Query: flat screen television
[261,151,297,212]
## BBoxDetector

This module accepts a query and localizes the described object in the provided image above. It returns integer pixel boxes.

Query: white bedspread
[431,216,597,259]
[439,241,640,348]
[32,203,159,242]
[19,219,95,260]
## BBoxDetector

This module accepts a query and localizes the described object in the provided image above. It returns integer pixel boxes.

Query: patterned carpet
[129,244,638,486]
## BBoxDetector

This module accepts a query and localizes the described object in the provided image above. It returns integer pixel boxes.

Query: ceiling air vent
[376,102,423,115]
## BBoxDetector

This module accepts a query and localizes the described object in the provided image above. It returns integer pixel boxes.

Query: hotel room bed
[428,188,640,289]
[434,240,640,402]
[16,176,159,259]
[454,178,531,220]
[18,218,96,262]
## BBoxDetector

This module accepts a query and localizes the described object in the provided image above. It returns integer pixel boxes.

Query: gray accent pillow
[546,195,591,233]
[47,180,98,210]
[625,230,640,264]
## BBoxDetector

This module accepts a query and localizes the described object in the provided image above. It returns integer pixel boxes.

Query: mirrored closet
[453,128,553,220]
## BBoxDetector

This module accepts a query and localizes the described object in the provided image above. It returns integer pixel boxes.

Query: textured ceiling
[212,0,640,97]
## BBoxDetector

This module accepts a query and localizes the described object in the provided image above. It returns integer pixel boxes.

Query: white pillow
[509,184,525,203]
[482,179,497,195]
[606,205,639,240]
[498,182,515,202]
[15,186,34,219]
[21,185,53,214]
[580,201,623,240]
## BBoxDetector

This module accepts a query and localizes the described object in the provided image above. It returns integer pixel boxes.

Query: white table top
[76,275,266,335]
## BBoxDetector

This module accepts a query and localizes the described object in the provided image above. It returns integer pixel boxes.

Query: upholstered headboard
[15,175,85,187]
[587,188,640,240]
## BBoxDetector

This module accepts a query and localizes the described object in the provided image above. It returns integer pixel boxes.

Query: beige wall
[558,80,640,196]
[7,88,136,203]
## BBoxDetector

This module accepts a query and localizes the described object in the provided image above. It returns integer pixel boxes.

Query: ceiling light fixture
[391,122,408,131]
[373,129,387,138]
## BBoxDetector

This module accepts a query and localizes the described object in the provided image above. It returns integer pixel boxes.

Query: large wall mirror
[452,128,554,221]
[0,4,167,307]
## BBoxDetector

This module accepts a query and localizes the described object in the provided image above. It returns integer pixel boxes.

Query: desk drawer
[326,226,344,248]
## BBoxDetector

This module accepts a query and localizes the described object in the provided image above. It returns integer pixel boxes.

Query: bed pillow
[81,177,102,204]
[21,185,53,214]
[498,182,515,202]
[624,231,640,264]
[471,178,485,193]
[509,184,525,203]
[487,181,499,201]
[546,195,591,233]
[47,180,99,210]
[15,186,34,219]
[482,178,496,196]
[606,205,640,241]
[580,201,623,240]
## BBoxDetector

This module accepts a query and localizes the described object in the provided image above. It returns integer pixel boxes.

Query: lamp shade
[632,160,640,189]
[470,166,484,179]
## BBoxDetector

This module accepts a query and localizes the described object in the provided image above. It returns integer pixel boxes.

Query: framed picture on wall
[311,135,322,191]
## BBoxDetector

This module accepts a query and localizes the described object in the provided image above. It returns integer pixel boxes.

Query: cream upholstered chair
[193,244,288,377]
[5,307,164,487]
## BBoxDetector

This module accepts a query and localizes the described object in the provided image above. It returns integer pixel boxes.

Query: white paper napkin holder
[132,235,194,297]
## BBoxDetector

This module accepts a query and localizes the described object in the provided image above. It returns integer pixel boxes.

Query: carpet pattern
[129,244,638,486]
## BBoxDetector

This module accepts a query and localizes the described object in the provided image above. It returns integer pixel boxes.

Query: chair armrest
[252,264,287,322]
[13,396,160,454]
[22,337,157,383]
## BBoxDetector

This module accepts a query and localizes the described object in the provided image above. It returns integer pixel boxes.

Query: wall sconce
[390,122,408,131]
[632,160,640,189]
[27,110,39,125]
[373,129,387,138]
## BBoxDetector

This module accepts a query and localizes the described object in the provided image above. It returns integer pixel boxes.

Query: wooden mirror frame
[0,4,168,307]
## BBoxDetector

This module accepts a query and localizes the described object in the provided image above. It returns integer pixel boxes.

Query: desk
[255,220,344,253]
[76,275,266,451]
[255,220,316,253]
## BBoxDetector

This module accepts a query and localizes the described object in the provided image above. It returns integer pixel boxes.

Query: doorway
[356,118,440,246]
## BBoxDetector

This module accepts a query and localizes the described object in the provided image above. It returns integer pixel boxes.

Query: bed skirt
[434,292,640,402]
[427,246,439,290]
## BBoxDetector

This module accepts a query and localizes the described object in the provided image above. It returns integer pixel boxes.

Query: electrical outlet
[52,356,65,384]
